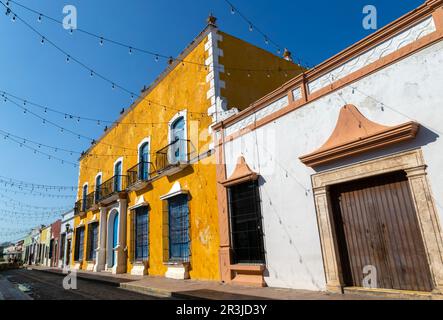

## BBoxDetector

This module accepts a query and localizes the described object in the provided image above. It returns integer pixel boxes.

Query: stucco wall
[222,39,443,290]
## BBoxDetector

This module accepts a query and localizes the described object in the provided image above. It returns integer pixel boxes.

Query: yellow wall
[219,31,304,110]
[72,28,304,280]
[40,227,50,245]
[73,32,219,280]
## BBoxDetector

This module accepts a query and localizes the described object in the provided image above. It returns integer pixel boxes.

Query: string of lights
[0,1,218,117]
[0,175,79,192]
[0,193,71,211]
[0,124,117,174]
[0,128,139,158]
[0,200,71,213]
[221,0,311,68]
[0,89,192,128]
[0,208,67,217]
[2,95,137,154]
[0,186,75,199]
[5,0,302,74]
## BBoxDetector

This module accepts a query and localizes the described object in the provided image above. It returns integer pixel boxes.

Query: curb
[29,268,121,288]
[119,282,174,298]
[30,267,195,299]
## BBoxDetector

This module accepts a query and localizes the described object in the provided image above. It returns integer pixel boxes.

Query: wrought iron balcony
[97,175,127,202]
[74,192,96,215]
[127,161,154,191]
[156,139,190,175]
[74,199,84,216]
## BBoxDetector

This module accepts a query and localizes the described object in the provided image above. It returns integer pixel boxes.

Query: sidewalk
[27,266,395,300]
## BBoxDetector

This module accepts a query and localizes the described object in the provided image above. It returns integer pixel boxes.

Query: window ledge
[230,264,265,272]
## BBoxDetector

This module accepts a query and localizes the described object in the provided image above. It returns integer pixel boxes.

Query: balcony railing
[74,192,96,215]
[156,139,190,173]
[74,199,84,215]
[127,161,154,188]
[97,175,127,201]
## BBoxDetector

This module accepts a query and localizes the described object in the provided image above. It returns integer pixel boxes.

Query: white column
[94,207,107,272]
[114,198,128,274]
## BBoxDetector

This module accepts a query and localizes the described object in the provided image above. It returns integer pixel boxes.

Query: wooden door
[330,171,434,292]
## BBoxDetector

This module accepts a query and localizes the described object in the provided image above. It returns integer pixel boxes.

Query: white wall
[222,39,443,291]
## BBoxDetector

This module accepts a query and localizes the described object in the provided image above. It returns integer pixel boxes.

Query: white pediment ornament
[160,181,189,200]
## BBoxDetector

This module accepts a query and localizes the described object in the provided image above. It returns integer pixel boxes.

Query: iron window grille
[74,227,85,262]
[167,194,190,263]
[228,180,266,264]
[87,222,99,261]
[59,233,66,262]
[132,207,149,262]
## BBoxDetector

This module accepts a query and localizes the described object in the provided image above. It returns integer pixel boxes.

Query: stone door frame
[311,148,443,293]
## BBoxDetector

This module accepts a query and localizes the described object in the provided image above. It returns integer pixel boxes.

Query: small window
[82,184,88,211]
[59,233,66,261]
[74,227,85,261]
[168,194,190,262]
[95,175,102,202]
[134,207,149,261]
[87,223,99,261]
[114,161,122,192]
[228,180,265,264]
[171,116,186,162]
[139,143,150,180]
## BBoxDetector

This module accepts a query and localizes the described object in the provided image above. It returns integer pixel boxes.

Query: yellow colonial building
[72,16,303,281]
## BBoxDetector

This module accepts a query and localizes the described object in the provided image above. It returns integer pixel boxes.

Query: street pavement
[0,269,173,300]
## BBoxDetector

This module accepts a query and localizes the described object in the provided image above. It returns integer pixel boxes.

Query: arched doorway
[107,209,119,268]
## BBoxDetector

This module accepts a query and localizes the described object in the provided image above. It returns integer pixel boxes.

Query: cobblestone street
[0,269,171,300]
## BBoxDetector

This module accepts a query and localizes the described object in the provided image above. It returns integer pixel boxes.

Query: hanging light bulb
[99,37,104,46]
[42,119,45,124]
[38,14,42,22]
[77,117,80,123]
[12,14,16,22]
[41,36,45,44]
[44,107,47,113]
[264,37,269,45]
[112,83,115,90]
[69,28,73,35]
[277,48,281,55]
[249,24,253,32]
[129,47,133,55]
[155,55,159,62]
[66,55,70,63]
[90,70,94,77]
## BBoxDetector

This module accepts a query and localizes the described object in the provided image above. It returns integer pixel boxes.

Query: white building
[59,210,75,268]
[214,0,443,296]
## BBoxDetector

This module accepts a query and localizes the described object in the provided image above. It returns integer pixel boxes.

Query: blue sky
[0,0,424,241]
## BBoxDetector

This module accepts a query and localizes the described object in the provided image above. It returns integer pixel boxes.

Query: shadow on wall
[311,126,439,173]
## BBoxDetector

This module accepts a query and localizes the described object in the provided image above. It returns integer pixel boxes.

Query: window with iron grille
[59,233,66,261]
[228,180,265,264]
[133,207,149,261]
[168,194,190,262]
[74,227,85,261]
[87,223,99,261]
